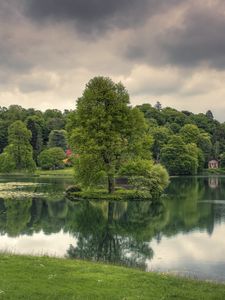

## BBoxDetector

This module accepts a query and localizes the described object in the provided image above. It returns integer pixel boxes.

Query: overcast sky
[1,0,225,120]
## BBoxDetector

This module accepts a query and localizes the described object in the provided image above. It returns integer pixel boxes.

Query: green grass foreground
[0,255,225,299]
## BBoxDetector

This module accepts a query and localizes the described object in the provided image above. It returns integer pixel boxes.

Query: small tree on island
[69,76,154,194]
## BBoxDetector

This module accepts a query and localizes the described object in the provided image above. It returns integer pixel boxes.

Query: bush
[38,147,66,170]
[74,155,107,189]
[0,152,16,173]
[161,136,199,175]
[119,159,169,198]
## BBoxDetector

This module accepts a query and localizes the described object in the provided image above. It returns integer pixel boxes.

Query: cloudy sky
[1,0,225,120]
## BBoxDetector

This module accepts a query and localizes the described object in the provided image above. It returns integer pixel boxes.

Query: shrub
[0,152,16,173]
[38,147,66,170]
[119,159,169,198]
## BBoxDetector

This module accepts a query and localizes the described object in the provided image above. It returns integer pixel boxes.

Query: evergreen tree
[206,110,214,120]
[154,101,162,111]
[0,121,36,172]
[26,116,43,161]
[161,136,198,175]
[48,130,67,150]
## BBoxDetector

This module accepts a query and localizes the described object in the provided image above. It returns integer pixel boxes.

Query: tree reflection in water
[0,176,224,269]
[67,201,166,269]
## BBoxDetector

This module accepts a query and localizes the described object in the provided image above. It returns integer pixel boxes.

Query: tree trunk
[108,175,115,194]
[108,202,114,223]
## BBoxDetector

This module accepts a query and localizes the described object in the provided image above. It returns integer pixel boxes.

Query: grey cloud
[24,0,180,35]
[125,1,225,69]
[1,0,225,121]
[18,79,52,94]
[161,3,225,68]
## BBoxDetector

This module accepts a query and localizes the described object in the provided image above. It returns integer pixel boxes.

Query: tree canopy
[69,77,155,193]
[0,120,35,172]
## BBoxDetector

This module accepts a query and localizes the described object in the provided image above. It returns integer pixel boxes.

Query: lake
[0,175,225,281]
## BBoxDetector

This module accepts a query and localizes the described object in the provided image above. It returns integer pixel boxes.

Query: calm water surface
[1,175,225,281]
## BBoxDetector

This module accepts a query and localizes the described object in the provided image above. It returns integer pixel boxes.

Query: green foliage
[74,155,106,188]
[197,132,212,162]
[119,159,154,177]
[137,103,165,125]
[70,77,151,193]
[0,121,36,172]
[220,152,225,167]
[203,168,225,175]
[1,91,225,177]
[48,129,67,150]
[0,120,8,154]
[180,124,201,144]
[149,126,172,161]
[119,159,169,198]
[179,125,212,166]
[35,167,74,176]
[163,107,186,126]
[167,122,181,133]
[67,188,152,201]
[25,115,44,160]
[137,103,225,170]
[38,147,66,170]
[154,101,162,110]
[0,152,16,173]
[206,110,214,120]
[161,136,198,175]
[212,141,220,160]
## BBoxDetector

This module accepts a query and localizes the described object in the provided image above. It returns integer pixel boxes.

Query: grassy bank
[35,167,74,176]
[202,168,225,175]
[0,255,225,299]
[66,188,154,201]
[0,168,74,177]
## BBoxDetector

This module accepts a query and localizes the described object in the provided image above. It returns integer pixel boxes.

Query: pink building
[208,160,219,169]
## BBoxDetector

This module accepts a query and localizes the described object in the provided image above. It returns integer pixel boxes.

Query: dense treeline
[137,103,225,175]
[0,105,69,154]
[1,80,225,176]
[0,105,70,171]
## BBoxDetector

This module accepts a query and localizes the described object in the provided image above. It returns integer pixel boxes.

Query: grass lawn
[0,255,225,299]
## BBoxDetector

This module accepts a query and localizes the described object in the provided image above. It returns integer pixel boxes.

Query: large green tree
[161,136,198,175]
[150,126,172,162]
[0,121,36,172]
[26,116,44,161]
[0,120,8,154]
[48,130,67,150]
[69,77,151,193]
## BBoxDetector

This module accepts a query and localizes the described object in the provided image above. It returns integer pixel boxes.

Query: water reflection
[1,176,225,280]
[67,201,166,269]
